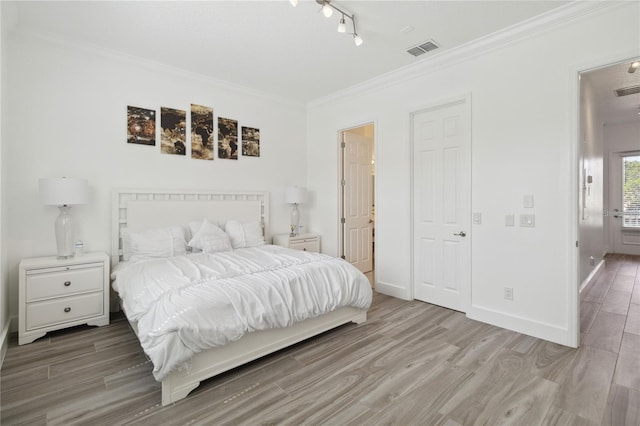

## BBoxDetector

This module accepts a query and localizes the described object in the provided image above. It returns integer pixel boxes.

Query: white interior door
[412,99,470,312]
[342,132,373,273]
[609,151,640,255]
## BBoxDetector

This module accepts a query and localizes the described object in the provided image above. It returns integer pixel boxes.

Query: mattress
[111,245,372,380]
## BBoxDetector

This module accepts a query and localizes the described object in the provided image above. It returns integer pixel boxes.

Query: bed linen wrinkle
[112,245,372,381]
[112,248,307,321]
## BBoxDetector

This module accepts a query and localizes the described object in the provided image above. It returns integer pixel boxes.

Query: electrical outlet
[504,287,514,301]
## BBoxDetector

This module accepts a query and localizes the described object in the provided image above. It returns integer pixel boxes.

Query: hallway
[580,253,640,424]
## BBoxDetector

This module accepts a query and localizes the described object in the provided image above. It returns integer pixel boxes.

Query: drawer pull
[64,307,71,313]
[64,281,71,287]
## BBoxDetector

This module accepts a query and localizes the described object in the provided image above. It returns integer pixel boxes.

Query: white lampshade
[322,3,333,17]
[284,186,308,204]
[39,178,89,206]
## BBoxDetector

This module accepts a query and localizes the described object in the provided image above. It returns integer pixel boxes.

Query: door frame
[572,50,640,347]
[337,121,376,265]
[409,93,472,312]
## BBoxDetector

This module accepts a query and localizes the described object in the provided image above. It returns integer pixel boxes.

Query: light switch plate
[523,195,534,208]
[473,212,482,224]
[505,214,515,227]
[520,214,535,227]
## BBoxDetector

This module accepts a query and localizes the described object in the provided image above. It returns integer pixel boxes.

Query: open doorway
[338,124,375,288]
[578,57,640,341]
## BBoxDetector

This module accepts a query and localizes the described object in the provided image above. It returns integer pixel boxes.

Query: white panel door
[412,100,470,312]
[610,152,640,255]
[343,132,373,273]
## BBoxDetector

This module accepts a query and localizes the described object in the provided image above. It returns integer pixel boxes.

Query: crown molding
[9,29,305,108]
[308,0,629,109]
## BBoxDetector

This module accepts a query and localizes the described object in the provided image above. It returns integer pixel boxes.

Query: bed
[111,188,372,406]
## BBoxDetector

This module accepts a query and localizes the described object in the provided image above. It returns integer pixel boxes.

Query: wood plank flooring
[1,254,638,425]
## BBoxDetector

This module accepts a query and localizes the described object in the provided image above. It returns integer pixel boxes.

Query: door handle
[453,231,466,237]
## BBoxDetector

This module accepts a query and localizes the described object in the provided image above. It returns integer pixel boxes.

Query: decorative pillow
[122,226,188,261]
[225,220,265,249]
[188,219,232,253]
[188,219,218,240]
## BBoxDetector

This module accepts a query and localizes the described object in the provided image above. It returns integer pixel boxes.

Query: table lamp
[39,177,89,258]
[284,186,307,236]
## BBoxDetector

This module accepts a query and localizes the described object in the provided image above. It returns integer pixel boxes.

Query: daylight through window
[623,155,640,228]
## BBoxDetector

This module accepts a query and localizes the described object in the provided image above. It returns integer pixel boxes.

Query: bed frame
[111,188,367,406]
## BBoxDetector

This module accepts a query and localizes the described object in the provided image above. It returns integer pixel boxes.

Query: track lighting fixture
[629,61,640,74]
[290,0,363,47]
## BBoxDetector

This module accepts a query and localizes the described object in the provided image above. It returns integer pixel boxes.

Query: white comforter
[111,245,372,381]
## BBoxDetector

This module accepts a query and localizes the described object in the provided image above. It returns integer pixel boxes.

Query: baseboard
[0,318,11,369]
[579,259,606,295]
[375,280,411,300]
[467,304,573,347]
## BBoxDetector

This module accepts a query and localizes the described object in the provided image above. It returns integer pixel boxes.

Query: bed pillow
[225,220,265,249]
[122,226,188,261]
[188,218,221,240]
[188,219,232,253]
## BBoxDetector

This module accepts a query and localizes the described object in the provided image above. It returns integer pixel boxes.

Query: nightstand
[272,233,321,252]
[18,252,110,345]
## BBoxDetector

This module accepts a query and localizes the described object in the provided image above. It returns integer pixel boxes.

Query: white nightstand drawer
[26,292,104,330]
[289,239,319,252]
[26,264,104,302]
[273,233,321,253]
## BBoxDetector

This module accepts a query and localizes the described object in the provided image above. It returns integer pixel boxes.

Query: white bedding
[111,245,372,381]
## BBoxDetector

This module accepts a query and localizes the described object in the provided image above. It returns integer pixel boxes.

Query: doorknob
[453,231,466,237]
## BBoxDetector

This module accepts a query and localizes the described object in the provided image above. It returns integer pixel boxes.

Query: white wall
[578,72,605,285]
[4,31,308,324]
[307,2,640,346]
[0,1,9,365]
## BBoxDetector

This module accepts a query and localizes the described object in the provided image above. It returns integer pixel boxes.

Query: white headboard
[112,188,269,265]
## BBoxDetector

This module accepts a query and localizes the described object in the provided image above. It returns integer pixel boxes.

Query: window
[623,154,640,228]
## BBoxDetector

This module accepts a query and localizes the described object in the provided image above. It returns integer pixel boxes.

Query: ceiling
[8,0,573,103]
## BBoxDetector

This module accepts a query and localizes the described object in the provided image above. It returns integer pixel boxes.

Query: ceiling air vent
[406,39,439,57]
[614,85,640,97]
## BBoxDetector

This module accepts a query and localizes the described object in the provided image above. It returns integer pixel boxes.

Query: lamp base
[55,205,76,259]
[290,203,300,237]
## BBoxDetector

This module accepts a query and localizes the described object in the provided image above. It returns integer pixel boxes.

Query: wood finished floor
[1,254,638,425]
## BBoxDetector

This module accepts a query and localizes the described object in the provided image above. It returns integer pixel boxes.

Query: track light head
[353,34,363,47]
[629,61,640,74]
[322,3,333,18]
[289,0,298,6]
[337,16,346,33]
